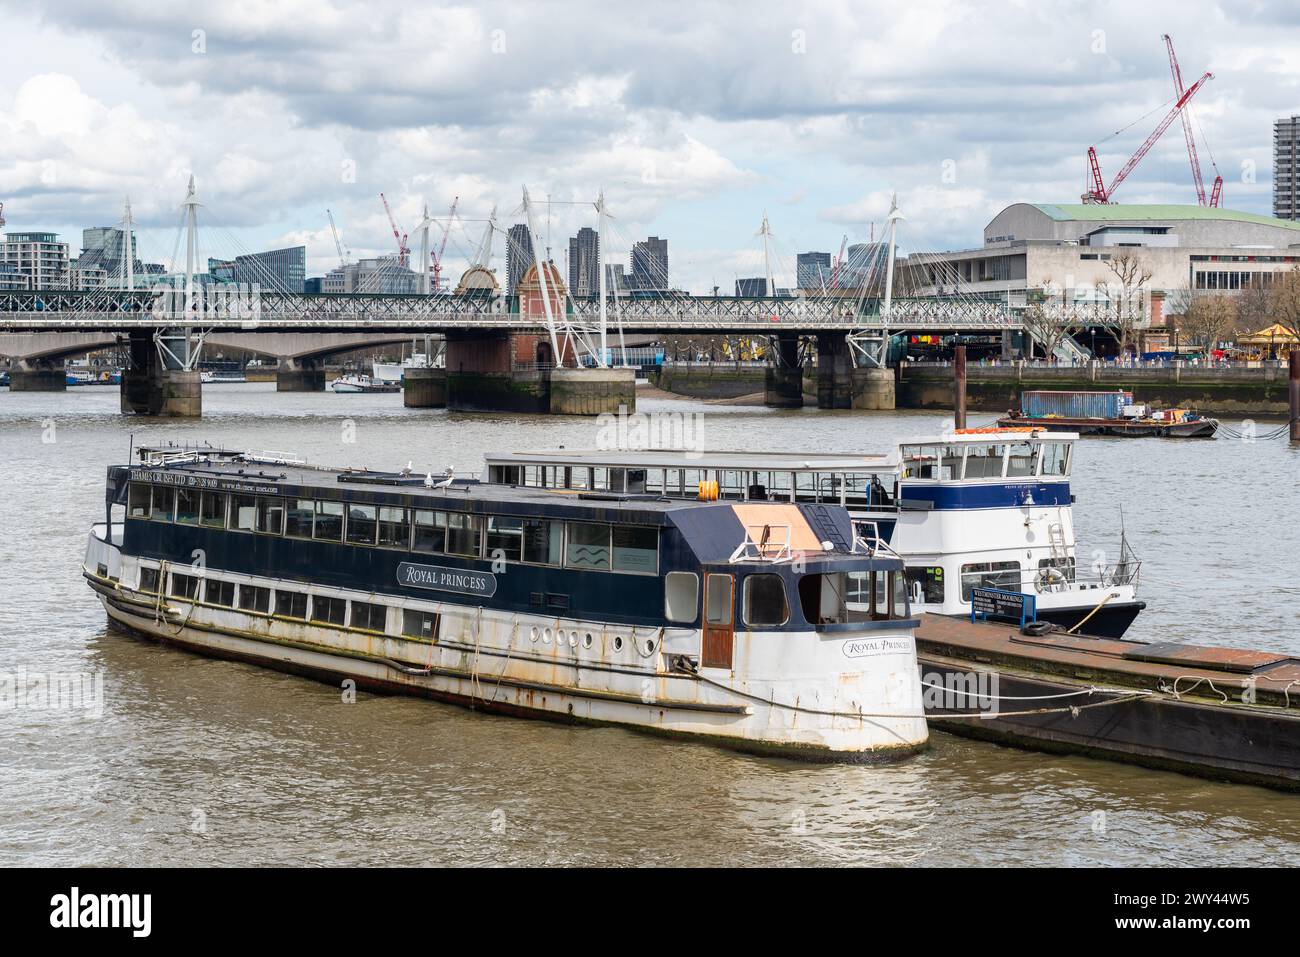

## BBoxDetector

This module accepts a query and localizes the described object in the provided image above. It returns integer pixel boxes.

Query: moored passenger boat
[484,428,1145,639]
[83,446,928,761]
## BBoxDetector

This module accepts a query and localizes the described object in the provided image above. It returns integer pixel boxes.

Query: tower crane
[379,193,409,268]
[0,201,6,229]
[1083,70,1213,204]
[326,209,349,267]
[1162,34,1223,207]
[830,234,848,289]
[432,195,458,292]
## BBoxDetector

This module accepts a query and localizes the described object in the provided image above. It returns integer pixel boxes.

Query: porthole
[529,626,539,643]
[567,630,578,648]
[542,627,552,644]
[612,635,624,652]
[644,638,656,655]
[582,632,594,650]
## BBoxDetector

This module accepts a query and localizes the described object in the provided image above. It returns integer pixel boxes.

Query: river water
[1,382,1297,866]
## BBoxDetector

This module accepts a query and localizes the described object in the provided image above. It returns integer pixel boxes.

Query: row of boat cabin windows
[126,483,659,574]
[901,442,1070,481]
[143,564,908,631]
[140,566,437,638]
[490,464,898,509]
[899,557,1078,605]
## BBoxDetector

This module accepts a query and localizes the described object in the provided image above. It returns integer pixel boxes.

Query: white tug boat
[331,373,400,394]
[483,428,1144,638]
[372,352,434,384]
[83,446,928,761]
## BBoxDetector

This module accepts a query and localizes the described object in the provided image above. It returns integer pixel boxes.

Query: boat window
[611,526,658,573]
[128,482,151,519]
[664,572,699,623]
[257,497,285,535]
[351,601,387,632]
[489,465,522,486]
[593,468,609,491]
[962,444,1006,479]
[626,469,647,494]
[1006,442,1038,478]
[901,446,940,480]
[893,571,910,616]
[138,566,160,593]
[151,486,175,521]
[238,584,271,614]
[643,469,664,495]
[566,522,611,569]
[717,470,745,500]
[744,573,790,626]
[663,469,683,497]
[797,572,848,625]
[285,499,314,538]
[960,561,1022,601]
[345,503,378,545]
[412,510,447,553]
[938,446,965,481]
[765,470,793,500]
[175,488,200,525]
[1040,442,1069,477]
[207,579,236,607]
[275,590,308,619]
[402,608,439,641]
[566,467,590,490]
[231,494,258,532]
[377,507,410,548]
[903,566,946,604]
[310,594,346,626]
[446,513,482,558]
[314,500,344,542]
[521,518,562,565]
[705,574,733,626]
[486,515,524,562]
[200,491,227,529]
[170,573,201,600]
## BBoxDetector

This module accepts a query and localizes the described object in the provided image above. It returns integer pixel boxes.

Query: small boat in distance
[331,373,400,394]
[997,390,1219,437]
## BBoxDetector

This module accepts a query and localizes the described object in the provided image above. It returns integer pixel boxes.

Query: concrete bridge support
[403,367,447,408]
[277,357,325,392]
[850,367,896,410]
[120,330,202,417]
[816,334,854,409]
[10,357,67,391]
[443,331,634,415]
[764,334,803,408]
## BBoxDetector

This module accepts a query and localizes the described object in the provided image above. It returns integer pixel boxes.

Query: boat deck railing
[729,524,793,563]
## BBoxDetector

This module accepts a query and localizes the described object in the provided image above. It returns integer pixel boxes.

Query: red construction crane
[379,193,409,268]
[432,195,458,292]
[1163,34,1223,207]
[830,234,848,289]
[1083,70,1213,204]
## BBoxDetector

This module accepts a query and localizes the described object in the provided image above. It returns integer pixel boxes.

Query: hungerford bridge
[0,283,1116,416]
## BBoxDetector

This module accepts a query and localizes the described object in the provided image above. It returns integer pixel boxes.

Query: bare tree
[1268,265,1300,343]
[1099,250,1153,356]
[1236,282,1272,337]
[1021,277,1085,360]
[1179,292,1239,350]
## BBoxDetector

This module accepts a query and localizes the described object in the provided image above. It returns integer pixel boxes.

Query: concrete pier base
[447,370,550,413]
[276,361,325,392]
[816,334,853,409]
[403,367,447,408]
[10,361,67,391]
[549,367,636,415]
[851,367,896,410]
[764,366,804,408]
[121,368,202,417]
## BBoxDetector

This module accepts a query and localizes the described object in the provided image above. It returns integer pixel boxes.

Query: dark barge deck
[995,415,1218,437]
[915,614,1300,791]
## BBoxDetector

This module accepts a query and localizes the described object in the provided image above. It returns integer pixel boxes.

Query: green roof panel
[1031,203,1300,231]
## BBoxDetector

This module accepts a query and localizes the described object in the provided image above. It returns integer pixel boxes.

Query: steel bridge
[0,287,1031,333]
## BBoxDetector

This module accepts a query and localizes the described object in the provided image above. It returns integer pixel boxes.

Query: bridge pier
[403,367,447,408]
[850,367,896,410]
[277,357,325,392]
[10,357,67,391]
[816,334,854,409]
[120,330,202,417]
[764,334,803,408]
[444,331,634,415]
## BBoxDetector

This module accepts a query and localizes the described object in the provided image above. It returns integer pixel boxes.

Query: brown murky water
[1,383,1297,866]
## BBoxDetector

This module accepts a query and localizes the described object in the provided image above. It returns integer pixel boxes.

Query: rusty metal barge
[916,613,1300,791]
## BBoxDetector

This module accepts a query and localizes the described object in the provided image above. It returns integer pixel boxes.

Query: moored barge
[83,446,929,762]
[998,390,1219,437]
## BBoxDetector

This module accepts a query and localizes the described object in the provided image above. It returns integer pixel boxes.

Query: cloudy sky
[1,0,1297,292]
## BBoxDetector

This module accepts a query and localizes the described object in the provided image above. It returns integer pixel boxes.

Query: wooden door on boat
[702,572,735,669]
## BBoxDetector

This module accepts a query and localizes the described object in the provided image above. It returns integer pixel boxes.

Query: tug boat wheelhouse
[84,446,928,761]
[483,428,1144,639]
